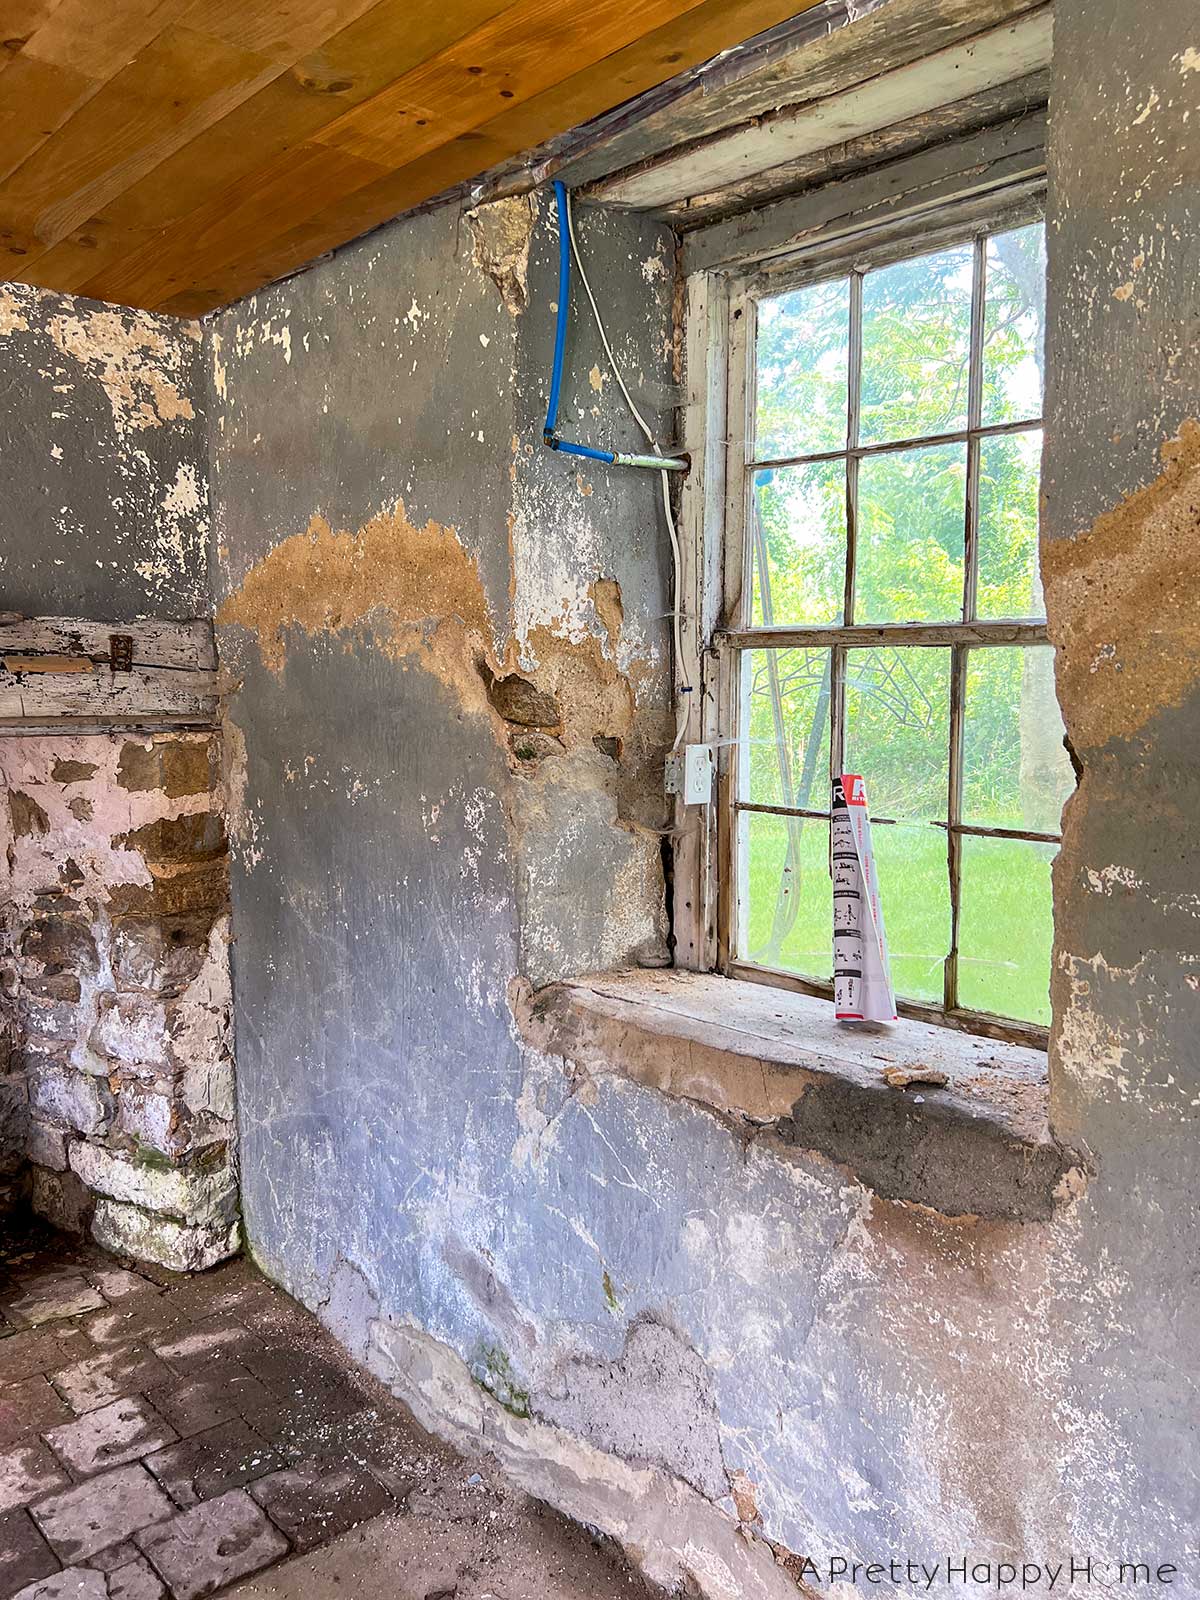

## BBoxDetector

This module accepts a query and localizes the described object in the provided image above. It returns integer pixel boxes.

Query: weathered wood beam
[0,617,219,729]
[682,110,1047,273]
[587,6,1051,212]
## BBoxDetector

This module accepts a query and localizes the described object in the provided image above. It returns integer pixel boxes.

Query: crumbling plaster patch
[45,301,197,437]
[1042,419,1200,750]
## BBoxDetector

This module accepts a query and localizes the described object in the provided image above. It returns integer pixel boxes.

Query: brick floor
[0,1221,662,1600]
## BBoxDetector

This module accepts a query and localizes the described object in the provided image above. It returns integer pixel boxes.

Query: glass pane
[872,821,950,1004]
[860,243,974,445]
[981,222,1046,426]
[976,429,1043,619]
[958,836,1057,1025]
[754,276,850,461]
[750,462,847,626]
[741,649,832,808]
[738,811,832,979]
[844,647,950,823]
[855,443,967,622]
[963,647,1073,834]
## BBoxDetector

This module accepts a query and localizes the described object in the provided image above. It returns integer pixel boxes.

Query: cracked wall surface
[2,9,1197,1587]
[200,131,1200,1593]
[0,283,210,620]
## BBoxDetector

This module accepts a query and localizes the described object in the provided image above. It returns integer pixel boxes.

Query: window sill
[515,969,1076,1221]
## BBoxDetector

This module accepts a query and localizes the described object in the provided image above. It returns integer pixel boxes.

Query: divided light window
[726,217,1074,1039]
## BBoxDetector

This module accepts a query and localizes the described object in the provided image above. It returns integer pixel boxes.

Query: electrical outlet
[666,743,714,805]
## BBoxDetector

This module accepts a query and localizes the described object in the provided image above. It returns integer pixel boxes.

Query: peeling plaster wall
[0,282,210,619]
[209,20,1197,1591]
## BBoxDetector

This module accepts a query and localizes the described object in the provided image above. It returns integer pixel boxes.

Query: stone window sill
[515,969,1076,1221]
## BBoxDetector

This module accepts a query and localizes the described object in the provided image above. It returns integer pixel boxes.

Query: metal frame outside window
[712,190,1054,1048]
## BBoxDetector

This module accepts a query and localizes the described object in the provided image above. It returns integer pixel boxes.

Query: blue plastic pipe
[542,178,686,474]
[543,180,571,441]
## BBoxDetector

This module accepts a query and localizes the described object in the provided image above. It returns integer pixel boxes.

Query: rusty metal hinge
[109,634,134,673]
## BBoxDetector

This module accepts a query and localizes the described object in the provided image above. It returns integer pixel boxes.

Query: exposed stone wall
[0,733,238,1271]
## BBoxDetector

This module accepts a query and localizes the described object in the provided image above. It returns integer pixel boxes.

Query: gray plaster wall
[207,9,1200,1589]
[0,282,210,620]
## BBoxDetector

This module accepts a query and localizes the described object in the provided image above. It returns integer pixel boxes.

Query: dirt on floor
[0,1217,664,1600]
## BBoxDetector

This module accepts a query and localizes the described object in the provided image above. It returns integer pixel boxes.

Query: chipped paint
[466,194,538,317]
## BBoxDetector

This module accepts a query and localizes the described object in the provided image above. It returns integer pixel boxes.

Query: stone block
[0,1079,30,1176]
[142,1364,272,1441]
[27,1123,68,1173]
[0,1444,69,1514]
[114,1093,183,1159]
[133,1491,286,1600]
[248,1456,393,1551]
[109,916,217,999]
[20,919,99,977]
[117,816,227,867]
[28,1065,112,1137]
[106,863,229,920]
[150,1320,258,1380]
[21,1001,83,1049]
[31,1170,95,1238]
[50,1347,174,1415]
[85,1268,159,1305]
[0,1507,58,1596]
[0,1330,92,1388]
[179,1061,235,1126]
[69,1145,236,1226]
[91,1203,239,1276]
[116,741,214,801]
[31,1466,174,1564]
[88,998,169,1072]
[43,1399,177,1480]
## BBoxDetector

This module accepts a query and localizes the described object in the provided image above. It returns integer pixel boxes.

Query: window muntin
[728,219,1072,1037]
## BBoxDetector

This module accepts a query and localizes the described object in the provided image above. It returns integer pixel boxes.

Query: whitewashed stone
[28,1062,112,1136]
[92,1199,240,1273]
[27,1120,68,1171]
[69,1142,236,1223]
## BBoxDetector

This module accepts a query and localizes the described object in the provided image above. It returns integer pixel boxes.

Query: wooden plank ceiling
[0,0,824,316]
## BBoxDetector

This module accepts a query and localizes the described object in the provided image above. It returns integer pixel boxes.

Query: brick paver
[0,1509,57,1596]
[134,1491,287,1600]
[0,1221,641,1600]
[31,1466,173,1564]
[43,1401,177,1481]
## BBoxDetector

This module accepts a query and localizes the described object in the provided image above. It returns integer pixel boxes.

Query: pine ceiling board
[7,0,515,296]
[3,0,845,310]
[0,0,70,73]
[178,0,384,64]
[18,0,189,80]
[0,51,95,192]
[0,24,280,274]
[310,0,717,169]
[461,0,828,182]
[78,139,390,308]
[16,68,368,293]
[143,0,824,313]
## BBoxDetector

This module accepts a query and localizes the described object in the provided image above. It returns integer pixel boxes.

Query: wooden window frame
[674,181,1055,1050]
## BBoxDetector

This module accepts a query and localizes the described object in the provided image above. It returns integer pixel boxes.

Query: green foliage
[742,223,1069,1023]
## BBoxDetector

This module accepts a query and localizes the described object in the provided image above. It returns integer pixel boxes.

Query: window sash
[717,206,1054,1047]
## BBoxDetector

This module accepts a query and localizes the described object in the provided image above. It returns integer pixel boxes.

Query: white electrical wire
[563,190,690,755]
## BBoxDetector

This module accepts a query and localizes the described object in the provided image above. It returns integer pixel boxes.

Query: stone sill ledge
[516,970,1076,1221]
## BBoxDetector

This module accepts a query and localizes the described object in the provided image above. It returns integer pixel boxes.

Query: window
[720,215,1073,1042]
